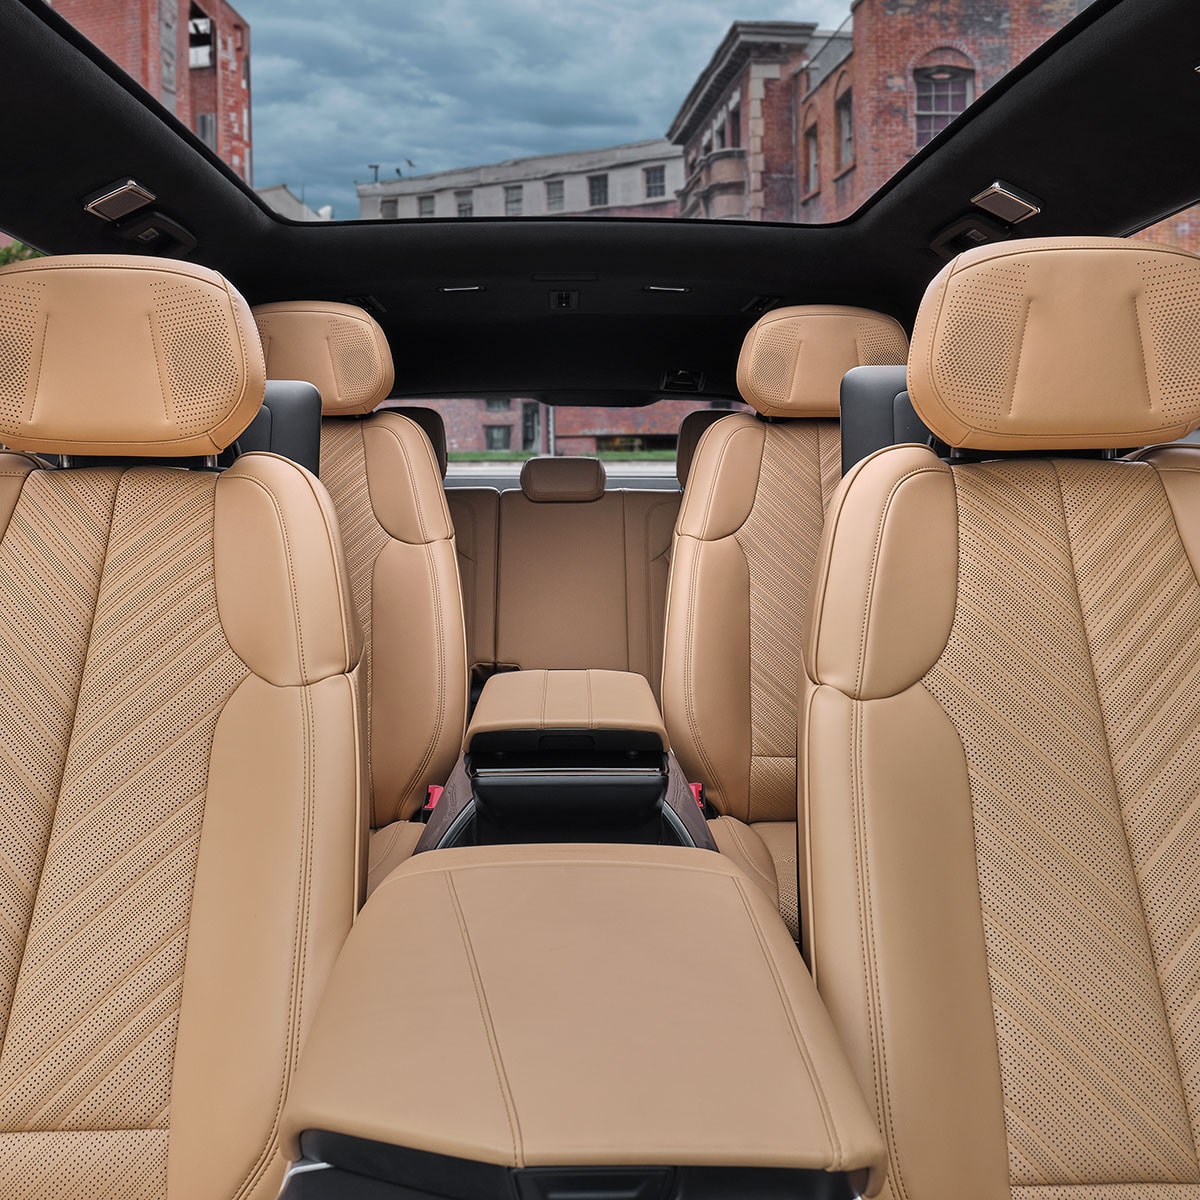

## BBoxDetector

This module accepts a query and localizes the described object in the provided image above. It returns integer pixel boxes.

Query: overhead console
[417,669,716,851]
[280,843,886,1200]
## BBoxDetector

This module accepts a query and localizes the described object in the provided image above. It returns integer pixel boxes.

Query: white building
[257,184,331,221]
[357,139,685,220]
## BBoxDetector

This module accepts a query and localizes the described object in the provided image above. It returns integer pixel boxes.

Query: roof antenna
[368,163,380,182]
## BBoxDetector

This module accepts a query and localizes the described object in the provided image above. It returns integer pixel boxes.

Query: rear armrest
[282,843,886,1198]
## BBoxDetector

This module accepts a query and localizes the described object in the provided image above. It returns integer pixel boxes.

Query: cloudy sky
[235,0,851,218]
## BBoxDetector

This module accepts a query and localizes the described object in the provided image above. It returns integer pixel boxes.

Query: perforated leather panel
[320,421,389,821]
[0,469,250,1196]
[0,278,43,428]
[924,460,1200,1187]
[736,420,840,823]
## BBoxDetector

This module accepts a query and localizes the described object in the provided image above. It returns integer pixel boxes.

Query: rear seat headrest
[0,254,265,457]
[675,409,732,487]
[519,456,606,502]
[909,237,1200,450]
[387,406,448,478]
[252,301,394,416]
[737,305,909,418]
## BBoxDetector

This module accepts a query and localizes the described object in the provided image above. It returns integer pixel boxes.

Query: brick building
[51,0,252,181]
[358,141,684,221]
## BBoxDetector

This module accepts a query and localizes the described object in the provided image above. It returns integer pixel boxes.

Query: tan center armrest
[466,668,668,750]
[283,843,886,1191]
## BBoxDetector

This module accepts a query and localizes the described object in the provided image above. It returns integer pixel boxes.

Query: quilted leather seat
[803,237,1200,1200]
[661,305,909,936]
[0,255,363,1197]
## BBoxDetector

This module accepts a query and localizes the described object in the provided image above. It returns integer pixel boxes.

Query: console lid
[282,844,885,1199]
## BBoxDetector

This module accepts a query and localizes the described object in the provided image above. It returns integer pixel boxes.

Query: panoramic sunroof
[46,0,1103,229]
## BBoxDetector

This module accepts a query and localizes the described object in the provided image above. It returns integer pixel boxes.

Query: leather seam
[716,818,776,897]
[445,871,523,1167]
[729,873,843,1167]
[1049,458,1200,1169]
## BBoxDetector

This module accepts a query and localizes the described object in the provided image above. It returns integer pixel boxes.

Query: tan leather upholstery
[665,307,909,940]
[283,844,885,1188]
[0,255,264,456]
[803,243,1200,1200]
[518,454,606,502]
[908,236,1200,449]
[446,488,500,673]
[253,303,468,829]
[386,405,448,477]
[319,414,467,826]
[0,259,364,1198]
[676,409,732,486]
[467,668,668,749]
[738,305,908,418]
[495,467,679,697]
[253,300,393,416]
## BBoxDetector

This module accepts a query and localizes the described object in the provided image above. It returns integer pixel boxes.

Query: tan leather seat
[803,237,1200,1200]
[0,254,363,1197]
[674,407,734,487]
[495,457,679,697]
[662,305,908,937]
[251,304,468,888]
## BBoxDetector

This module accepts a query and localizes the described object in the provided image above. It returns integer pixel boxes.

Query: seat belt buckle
[689,782,705,811]
[423,785,444,813]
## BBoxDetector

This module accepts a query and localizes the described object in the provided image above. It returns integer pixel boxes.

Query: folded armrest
[282,843,885,1199]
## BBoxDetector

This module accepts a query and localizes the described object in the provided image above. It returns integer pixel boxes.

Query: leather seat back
[662,307,908,827]
[0,254,363,1198]
[495,457,678,696]
[803,237,1200,1200]
[252,303,468,827]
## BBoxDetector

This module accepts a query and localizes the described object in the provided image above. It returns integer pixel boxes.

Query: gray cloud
[237,0,850,217]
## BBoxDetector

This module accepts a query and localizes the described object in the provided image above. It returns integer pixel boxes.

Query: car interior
[1,0,1199,1196]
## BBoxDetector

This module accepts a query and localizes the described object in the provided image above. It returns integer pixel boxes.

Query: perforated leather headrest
[253,301,394,416]
[675,409,732,486]
[388,405,448,478]
[519,456,606,502]
[908,237,1200,450]
[0,254,264,456]
[737,305,909,418]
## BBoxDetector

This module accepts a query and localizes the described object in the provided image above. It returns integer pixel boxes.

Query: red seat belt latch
[689,782,705,811]
[423,785,444,812]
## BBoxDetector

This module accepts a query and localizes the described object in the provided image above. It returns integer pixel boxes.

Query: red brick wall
[54,0,251,180]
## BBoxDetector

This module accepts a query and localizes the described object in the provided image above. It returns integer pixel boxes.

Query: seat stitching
[716,818,776,897]
[445,871,522,1167]
[729,873,842,1165]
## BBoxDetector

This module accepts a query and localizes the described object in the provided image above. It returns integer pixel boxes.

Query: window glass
[588,174,609,207]
[484,425,512,450]
[417,194,435,217]
[914,67,974,148]
[644,165,665,199]
[836,90,853,167]
[545,180,564,212]
[504,184,523,216]
[455,190,473,217]
[804,125,819,195]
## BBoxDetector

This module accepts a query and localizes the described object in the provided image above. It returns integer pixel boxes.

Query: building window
[644,165,665,199]
[588,175,609,208]
[188,6,213,68]
[379,197,398,219]
[914,66,974,148]
[522,402,541,451]
[417,195,435,218]
[715,124,726,150]
[545,180,564,212]
[484,425,512,451]
[836,89,854,168]
[505,185,523,216]
[195,112,217,150]
[727,106,741,149]
[455,190,473,218]
[485,397,511,411]
[804,124,819,195]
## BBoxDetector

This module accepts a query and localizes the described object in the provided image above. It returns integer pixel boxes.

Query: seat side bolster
[805,444,957,701]
[0,454,36,542]
[1140,446,1200,584]
[362,413,455,544]
[675,413,765,541]
[215,454,361,687]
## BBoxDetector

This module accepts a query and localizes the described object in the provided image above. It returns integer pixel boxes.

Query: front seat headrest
[519,456,606,502]
[908,236,1200,450]
[737,305,909,418]
[675,409,732,487]
[0,254,265,456]
[253,301,395,416]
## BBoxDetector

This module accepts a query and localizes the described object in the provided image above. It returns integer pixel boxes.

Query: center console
[417,669,716,852]
[280,843,886,1200]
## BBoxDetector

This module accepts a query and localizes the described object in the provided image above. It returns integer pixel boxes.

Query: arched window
[834,73,853,169]
[802,105,819,195]
[913,49,975,148]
